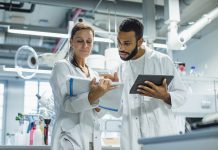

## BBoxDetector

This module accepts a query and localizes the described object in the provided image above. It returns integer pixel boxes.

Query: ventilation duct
[14,0,164,18]
[0,2,35,13]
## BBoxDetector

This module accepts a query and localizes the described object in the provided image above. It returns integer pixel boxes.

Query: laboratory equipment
[86,54,106,70]
[44,119,51,145]
[166,0,218,50]
[138,127,218,150]
[189,66,197,76]
[173,76,218,117]
[14,45,38,79]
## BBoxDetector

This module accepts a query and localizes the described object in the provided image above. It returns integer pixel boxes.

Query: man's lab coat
[116,47,187,150]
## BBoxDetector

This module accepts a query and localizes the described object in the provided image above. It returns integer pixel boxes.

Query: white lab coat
[49,59,104,150]
[116,46,187,150]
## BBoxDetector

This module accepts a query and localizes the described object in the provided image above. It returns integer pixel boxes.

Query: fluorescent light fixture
[8,25,114,43]
[94,37,114,43]
[2,66,51,74]
[8,26,69,38]
[153,43,168,49]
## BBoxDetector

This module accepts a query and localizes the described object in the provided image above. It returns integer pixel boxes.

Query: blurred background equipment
[0,0,218,149]
[14,45,38,79]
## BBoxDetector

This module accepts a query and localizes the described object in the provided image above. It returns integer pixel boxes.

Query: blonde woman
[50,22,113,150]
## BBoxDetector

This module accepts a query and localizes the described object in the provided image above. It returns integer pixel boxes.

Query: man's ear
[137,37,144,46]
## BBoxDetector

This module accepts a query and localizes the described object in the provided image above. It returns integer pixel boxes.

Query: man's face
[117,31,138,61]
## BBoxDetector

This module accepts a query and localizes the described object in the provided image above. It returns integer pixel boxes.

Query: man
[110,18,187,150]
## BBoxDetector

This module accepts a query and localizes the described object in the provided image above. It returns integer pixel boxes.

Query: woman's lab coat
[116,47,187,150]
[49,59,104,150]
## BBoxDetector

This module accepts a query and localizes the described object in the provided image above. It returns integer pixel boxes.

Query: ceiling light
[8,25,114,43]
[8,28,69,38]
[94,37,114,43]
[8,25,69,38]
[2,65,51,74]
[153,43,168,49]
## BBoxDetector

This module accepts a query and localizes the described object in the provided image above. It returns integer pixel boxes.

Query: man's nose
[118,43,125,49]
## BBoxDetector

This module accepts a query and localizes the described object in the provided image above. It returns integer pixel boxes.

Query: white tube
[167,21,186,50]
[168,6,218,50]
[179,7,218,44]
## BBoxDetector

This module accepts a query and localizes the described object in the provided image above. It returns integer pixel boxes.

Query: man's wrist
[163,93,171,105]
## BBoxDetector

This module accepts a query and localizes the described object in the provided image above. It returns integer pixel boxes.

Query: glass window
[24,81,38,114]
[0,83,5,144]
[38,81,52,98]
[24,80,52,114]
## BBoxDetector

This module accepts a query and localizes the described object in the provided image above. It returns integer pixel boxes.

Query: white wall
[173,28,218,77]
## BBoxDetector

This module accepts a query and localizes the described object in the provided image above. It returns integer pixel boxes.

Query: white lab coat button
[148,116,153,121]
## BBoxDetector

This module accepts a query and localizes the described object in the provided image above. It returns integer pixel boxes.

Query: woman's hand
[88,78,115,104]
[99,72,119,82]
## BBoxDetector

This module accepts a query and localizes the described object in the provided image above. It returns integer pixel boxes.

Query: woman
[50,22,113,150]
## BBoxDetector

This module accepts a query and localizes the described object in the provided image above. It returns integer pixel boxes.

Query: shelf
[0,146,50,150]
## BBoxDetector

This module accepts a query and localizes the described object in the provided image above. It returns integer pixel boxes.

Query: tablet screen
[129,75,174,94]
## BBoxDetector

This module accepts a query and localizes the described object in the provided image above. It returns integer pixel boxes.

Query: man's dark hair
[119,18,144,40]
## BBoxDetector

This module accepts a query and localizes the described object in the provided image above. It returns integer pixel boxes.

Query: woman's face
[70,29,94,59]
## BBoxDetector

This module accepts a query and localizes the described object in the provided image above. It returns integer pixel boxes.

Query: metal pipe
[167,2,218,50]
[179,6,218,44]
[71,8,83,21]
[92,0,103,15]
[13,0,145,18]
[0,2,24,8]
[0,3,35,13]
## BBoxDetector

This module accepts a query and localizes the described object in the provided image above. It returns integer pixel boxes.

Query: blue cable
[69,78,73,96]
[99,105,118,112]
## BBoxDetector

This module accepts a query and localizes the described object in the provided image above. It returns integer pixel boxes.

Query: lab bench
[0,146,50,150]
[0,146,119,150]
[138,127,218,150]
[173,76,218,118]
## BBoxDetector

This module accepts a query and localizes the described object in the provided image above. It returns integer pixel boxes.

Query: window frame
[0,80,7,145]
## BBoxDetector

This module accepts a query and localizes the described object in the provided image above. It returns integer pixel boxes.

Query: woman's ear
[70,38,73,47]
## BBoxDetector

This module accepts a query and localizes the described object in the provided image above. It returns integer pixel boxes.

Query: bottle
[14,122,25,145]
[178,63,186,76]
[29,123,35,145]
[189,66,197,77]
[201,64,208,77]
[33,121,43,146]
[44,119,51,145]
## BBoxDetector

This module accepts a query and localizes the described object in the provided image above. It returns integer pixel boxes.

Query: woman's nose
[82,41,88,47]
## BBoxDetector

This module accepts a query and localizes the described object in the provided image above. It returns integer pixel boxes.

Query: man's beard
[120,44,138,61]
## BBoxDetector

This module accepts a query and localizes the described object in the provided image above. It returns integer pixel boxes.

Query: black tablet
[129,75,174,94]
